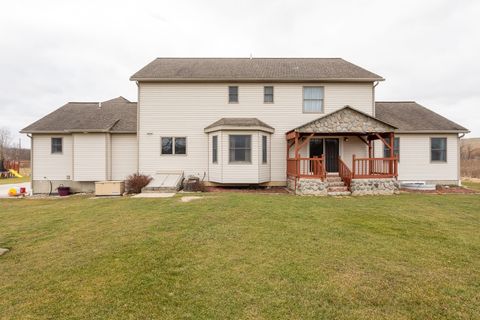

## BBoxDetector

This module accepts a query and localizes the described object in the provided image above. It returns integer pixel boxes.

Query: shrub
[126,173,153,194]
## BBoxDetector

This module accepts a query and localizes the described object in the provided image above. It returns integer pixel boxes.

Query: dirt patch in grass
[206,186,289,194]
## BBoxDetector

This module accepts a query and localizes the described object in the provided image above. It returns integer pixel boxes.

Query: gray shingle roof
[130,58,384,82]
[205,118,274,132]
[21,97,137,133]
[375,102,469,133]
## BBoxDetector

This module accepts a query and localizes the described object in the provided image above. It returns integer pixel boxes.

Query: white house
[21,58,469,195]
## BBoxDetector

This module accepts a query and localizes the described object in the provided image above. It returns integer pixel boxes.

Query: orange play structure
[0,160,22,179]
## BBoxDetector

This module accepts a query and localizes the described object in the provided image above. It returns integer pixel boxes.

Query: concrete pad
[132,193,176,198]
[0,248,9,256]
[0,182,31,198]
[181,196,203,202]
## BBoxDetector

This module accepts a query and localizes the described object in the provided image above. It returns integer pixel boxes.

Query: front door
[309,138,324,158]
[309,138,324,173]
[325,138,339,172]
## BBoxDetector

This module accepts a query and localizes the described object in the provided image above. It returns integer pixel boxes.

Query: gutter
[129,77,386,83]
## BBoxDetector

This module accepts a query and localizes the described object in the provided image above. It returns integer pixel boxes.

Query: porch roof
[287,106,396,135]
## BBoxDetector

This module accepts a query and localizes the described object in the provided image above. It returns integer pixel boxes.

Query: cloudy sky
[1,0,479,146]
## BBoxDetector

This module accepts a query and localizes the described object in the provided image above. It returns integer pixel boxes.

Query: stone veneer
[350,178,399,196]
[296,107,394,133]
[289,178,328,196]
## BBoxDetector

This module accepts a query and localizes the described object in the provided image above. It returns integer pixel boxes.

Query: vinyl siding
[374,134,459,182]
[73,133,107,181]
[32,134,72,180]
[139,82,374,182]
[111,134,138,180]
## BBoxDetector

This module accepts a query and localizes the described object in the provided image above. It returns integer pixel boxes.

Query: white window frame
[303,86,324,113]
[161,136,187,155]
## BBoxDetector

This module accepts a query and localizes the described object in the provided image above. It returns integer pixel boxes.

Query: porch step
[327,191,352,196]
[326,177,342,182]
[328,186,349,192]
[327,181,345,187]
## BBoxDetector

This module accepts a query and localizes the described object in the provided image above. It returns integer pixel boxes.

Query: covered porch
[286,107,399,192]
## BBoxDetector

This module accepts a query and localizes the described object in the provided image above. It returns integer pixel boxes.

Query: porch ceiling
[289,106,396,135]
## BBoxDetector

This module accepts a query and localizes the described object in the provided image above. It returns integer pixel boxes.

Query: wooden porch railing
[352,155,398,179]
[338,157,352,189]
[287,156,325,179]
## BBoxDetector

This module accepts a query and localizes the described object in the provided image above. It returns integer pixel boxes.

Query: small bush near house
[125,173,152,194]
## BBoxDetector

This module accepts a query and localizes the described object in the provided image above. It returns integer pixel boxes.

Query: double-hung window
[212,136,218,163]
[228,86,239,103]
[264,86,274,103]
[229,135,251,163]
[161,137,186,155]
[383,137,400,160]
[262,136,267,163]
[303,87,324,113]
[431,137,447,162]
[51,137,63,154]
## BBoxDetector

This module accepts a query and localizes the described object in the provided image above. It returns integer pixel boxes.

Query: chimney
[98,102,102,108]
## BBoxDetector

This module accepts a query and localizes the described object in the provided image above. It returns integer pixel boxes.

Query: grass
[463,180,480,192]
[0,193,479,319]
[0,176,30,185]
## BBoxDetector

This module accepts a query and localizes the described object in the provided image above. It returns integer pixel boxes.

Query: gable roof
[130,58,384,82]
[375,102,469,133]
[205,118,275,133]
[21,97,137,133]
[290,106,396,134]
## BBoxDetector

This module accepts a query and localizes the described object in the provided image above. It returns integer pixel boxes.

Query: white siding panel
[32,134,72,180]
[342,137,368,168]
[139,83,373,182]
[221,131,260,183]
[73,133,107,181]
[374,134,459,181]
[111,134,138,180]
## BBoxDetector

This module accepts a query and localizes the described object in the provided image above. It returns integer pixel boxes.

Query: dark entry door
[309,138,323,158]
[309,138,324,173]
[325,138,339,172]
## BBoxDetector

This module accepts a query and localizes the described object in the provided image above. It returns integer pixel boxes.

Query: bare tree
[0,127,12,162]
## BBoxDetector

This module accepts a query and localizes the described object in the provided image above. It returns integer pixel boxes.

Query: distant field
[461,138,480,178]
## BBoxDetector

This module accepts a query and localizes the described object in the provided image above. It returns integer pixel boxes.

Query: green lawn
[0,176,30,185]
[0,193,479,319]
[463,180,480,192]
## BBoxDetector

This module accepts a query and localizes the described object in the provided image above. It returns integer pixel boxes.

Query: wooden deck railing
[352,155,398,179]
[287,157,325,179]
[338,157,352,189]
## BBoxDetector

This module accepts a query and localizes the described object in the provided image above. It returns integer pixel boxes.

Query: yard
[0,176,29,185]
[0,193,479,319]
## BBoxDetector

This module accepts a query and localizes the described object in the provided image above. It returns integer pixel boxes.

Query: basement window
[51,137,63,154]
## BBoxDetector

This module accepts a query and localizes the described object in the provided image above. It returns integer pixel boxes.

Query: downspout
[27,134,33,194]
[458,133,466,185]
[372,81,379,117]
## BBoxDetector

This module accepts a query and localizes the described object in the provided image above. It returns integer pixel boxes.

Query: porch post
[389,132,394,175]
[368,138,373,174]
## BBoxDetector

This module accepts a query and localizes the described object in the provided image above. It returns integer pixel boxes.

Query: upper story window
[229,135,251,163]
[262,135,267,163]
[161,137,186,155]
[264,86,274,103]
[383,137,400,160]
[303,86,324,113]
[228,86,238,103]
[431,137,447,162]
[212,135,218,163]
[51,137,63,154]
